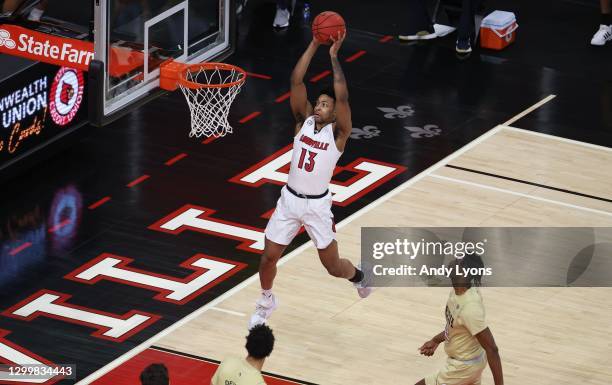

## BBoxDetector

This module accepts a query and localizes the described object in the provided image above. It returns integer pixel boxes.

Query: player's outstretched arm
[418,331,445,356]
[290,39,319,132]
[476,327,504,385]
[329,32,352,152]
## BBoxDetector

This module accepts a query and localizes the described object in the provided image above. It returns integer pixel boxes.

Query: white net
[178,65,245,138]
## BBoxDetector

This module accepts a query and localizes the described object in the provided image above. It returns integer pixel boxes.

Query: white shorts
[265,186,336,249]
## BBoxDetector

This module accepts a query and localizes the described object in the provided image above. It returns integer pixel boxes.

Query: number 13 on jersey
[297,148,318,172]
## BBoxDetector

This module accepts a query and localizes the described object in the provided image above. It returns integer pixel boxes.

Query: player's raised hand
[329,31,346,58]
[418,340,439,357]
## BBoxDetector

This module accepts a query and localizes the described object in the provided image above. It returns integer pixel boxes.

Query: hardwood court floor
[155,126,612,385]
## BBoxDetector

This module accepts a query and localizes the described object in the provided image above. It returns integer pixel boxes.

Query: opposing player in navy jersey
[250,32,371,328]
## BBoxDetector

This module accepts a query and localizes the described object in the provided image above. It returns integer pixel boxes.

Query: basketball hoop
[160,61,246,138]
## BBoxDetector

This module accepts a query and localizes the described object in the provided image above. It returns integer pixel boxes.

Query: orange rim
[178,62,247,89]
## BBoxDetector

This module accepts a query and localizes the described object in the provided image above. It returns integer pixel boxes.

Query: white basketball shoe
[353,264,372,298]
[591,24,612,46]
[249,292,278,328]
[273,7,290,28]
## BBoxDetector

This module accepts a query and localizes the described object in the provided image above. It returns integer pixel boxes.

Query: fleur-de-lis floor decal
[405,124,442,138]
[377,105,415,119]
[350,125,381,139]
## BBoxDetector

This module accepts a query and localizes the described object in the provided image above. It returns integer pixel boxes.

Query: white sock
[262,289,273,298]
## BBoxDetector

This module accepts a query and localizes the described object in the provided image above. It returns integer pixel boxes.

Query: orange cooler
[480,11,518,50]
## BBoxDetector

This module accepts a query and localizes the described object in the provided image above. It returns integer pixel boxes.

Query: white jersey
[287,116,342,195]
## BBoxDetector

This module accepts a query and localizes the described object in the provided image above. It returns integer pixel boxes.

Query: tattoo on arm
[331,57,346,85]
[330,56,349,104]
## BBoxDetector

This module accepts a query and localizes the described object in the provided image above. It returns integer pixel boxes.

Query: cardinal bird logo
[59,82,75,105]
[50,67,84,126]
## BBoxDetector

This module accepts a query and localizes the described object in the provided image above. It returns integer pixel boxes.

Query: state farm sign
[0,25,94,71]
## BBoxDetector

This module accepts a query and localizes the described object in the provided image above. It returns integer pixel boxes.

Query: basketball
[312,11,346,45]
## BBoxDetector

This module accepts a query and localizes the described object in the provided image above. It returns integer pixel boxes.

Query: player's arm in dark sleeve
[290,39,319,134]
[476,327,504,385]
[329,32,351,152]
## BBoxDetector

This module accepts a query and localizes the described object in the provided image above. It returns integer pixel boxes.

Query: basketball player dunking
[249,32,371,328]
[416,253,504,385]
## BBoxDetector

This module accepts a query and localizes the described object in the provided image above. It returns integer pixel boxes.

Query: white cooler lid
[481,10,516,29]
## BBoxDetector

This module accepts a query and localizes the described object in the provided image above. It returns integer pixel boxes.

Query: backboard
[90,0,235,125]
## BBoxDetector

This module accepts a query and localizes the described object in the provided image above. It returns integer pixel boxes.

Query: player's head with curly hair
[449,252,485,289]
[314,86,337,125]
[246,324,275,359]
[318,86,336,101]
[140,364,169,385]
